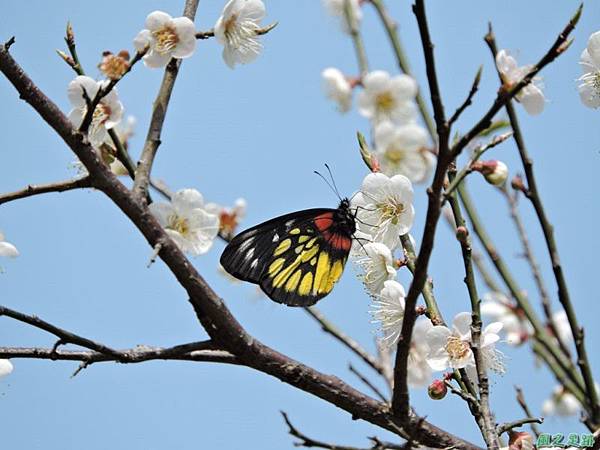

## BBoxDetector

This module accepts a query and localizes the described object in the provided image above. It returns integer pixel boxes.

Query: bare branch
[348,364,388,403]
[448,65,483,127]
[496,417,543,436]
[514,386,542,438]
[132,0,201,203]
[0,176,91,205]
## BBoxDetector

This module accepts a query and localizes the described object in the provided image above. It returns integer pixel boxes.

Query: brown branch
[304,306,389,383]
[450,5,581,159]
[349,364,388,403]
[392,0,451,418]
[132,0,201,203]
[496,417,543,436]
[484,19,599,423]
[448,65,483,127]
[514,386,541,438]
[0,342,237,365]
[0,305,123,359]
[0,33,481,450]
[0,176,91,205]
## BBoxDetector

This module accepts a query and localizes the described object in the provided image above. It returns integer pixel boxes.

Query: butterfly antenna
[314,169,341,201]
[324,163,342,200]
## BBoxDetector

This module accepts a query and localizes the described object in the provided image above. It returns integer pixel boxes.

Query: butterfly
[220,198,357,306]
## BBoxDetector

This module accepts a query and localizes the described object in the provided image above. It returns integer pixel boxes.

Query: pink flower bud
[472,160,508,186]
[509,431,533,450]
[428,379,447,400]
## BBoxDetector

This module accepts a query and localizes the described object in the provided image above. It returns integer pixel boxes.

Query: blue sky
[1,1,599,448]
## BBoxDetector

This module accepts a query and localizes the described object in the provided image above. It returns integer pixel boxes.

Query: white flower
[322,68,353,113]
[67,76,124,149]
[149,189,219,256]
[351,172,415,251]
[578,31,600,108]
[358,71,418,124]
[481,292,531,345]
[496,50,545,115]
[407,319,433,387]
[0,231,19,258]
[214,0,266,69]
[0,360,13,378]
[373,121,432,183]
[426,312,474,371]
[206,198,247,238]
[550,310,573,345]
[134,11,196,68]
[542,385,581,417]
[322,0,362,33]
[353,242,396,296]
[370,280,405,346]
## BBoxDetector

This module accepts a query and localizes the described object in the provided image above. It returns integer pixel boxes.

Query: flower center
[375,91,396,114]
[445,336,470,361]
[223,14,260,52]
[167,214,190,236]
[99,54,130,80]
[384,146,405,164]
[376,198,405,225]
[153,26,179,54]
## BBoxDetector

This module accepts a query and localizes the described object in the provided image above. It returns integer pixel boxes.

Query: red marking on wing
[328,233,352,251]
[313,213,334,232]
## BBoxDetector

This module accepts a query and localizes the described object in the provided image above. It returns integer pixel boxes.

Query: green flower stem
[344,0,369,76]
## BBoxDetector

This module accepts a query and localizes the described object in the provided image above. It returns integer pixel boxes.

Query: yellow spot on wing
[324,259,344,292]
[295,245,305,254]
[268,258,286,276]
[285,270,302,292]
[300,245,319,263]
[273,259,301,288]
[289,228,301,235]
[306,237,318,248]
[299,272,313,296]
[313,252,330,295]
[310,257,317,266]
[298,235,310,243]
[274,238,291,256]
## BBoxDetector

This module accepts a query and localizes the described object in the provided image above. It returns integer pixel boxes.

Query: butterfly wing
[220,208,352,306]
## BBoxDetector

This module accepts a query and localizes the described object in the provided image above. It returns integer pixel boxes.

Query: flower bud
[511,174,527,193]
[98,50,130,80]
[428,379,447,400]
[472,160,508,186]
[455,225,469,244]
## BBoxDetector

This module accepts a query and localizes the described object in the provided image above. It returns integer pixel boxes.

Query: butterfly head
[334,198,356,236]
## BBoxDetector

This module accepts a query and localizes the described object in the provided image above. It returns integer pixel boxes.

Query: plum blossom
[481,292,532,345]
[0,231,19,258]
[496,50,545,115]
[351,172,415,251]
[214,0,266,69]
[353,243,396,296]
[373,121,432,183]
[370,280,405,346]
[427,312,505,374]
[578,30,600,108]
[426,312,474,371]
[67,76,123,149]
[149,189,219,256]
[542,385,580,417]
[358,71,418,124]
[0,360,13,378]
[206,198,247,239]
[322,68,353,113]
[322,0,362,33]
[134,11,196,68]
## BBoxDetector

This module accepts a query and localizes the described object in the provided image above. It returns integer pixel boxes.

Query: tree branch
[0,177,91,205]
[514,386,542,438]
[131,0,201,203]
[448,66,483,127]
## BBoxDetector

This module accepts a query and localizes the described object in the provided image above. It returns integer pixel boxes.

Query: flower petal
[0,242,19,258]
[145,10,172,31]
[452,312,472,338]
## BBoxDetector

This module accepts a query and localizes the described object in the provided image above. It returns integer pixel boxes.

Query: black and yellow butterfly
[220,198,356,306]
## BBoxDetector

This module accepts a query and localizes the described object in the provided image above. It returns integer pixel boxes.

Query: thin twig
[64,22,84,75]
[448,66,483,127]
[500,185,571,360]
[344,0,368,76]
[514,386,542,438]
[349,364,388,402]
[484,20,598,423]
[304,307,388,382]
[0,305,122,359]
[496,417,543,436]
[447,168,499,449]
[442,131,513,203]
[0,177,91,205]
[132,0,201,203]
